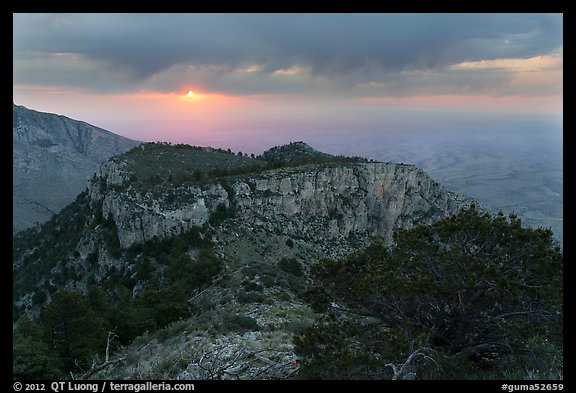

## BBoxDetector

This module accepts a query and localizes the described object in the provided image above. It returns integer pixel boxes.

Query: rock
[89,160,472,253]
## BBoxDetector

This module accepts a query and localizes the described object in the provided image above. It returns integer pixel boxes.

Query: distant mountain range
[13,104,140,233]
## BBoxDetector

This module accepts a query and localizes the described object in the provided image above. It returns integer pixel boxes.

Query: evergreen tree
[296,206,563,379]
[13,331,65,380]
[42,291,107,372]
[13,316,65,379]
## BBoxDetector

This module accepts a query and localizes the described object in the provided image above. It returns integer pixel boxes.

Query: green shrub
[223,314,260,332]
[277,258,304,277]
[237,290,268,304]
[242,280,263,292]
[260,275,276,288]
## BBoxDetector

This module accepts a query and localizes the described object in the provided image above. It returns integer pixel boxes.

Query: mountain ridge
[14,141,474,317]
[13,122,480,379]
[13,104,140,233]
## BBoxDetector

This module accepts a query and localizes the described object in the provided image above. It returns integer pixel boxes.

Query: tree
[13,331,65,380]
[13,316,65,379]
[166,252,223,293]
[42,291,107,373]
[278,257,303,277]
[135,257,155,280]
[296,206,563,379]
[108,285,141,344]
[209,203,236,226]
[193,169,203,182]
[86,285,113,330]
[133,285,188,331]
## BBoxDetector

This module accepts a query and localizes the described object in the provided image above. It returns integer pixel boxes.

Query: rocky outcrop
[90,161,472,250]
[13,104,140,233]
[234,163,469,244]
[99,184,230,248]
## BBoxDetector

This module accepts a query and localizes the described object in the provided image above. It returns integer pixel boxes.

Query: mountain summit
[13,104,140,233]
[261,141,334,165]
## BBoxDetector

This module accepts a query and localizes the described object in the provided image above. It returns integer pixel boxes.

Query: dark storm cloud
[13,13,563,95]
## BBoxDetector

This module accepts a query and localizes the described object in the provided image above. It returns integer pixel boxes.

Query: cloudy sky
[13,13,563,148]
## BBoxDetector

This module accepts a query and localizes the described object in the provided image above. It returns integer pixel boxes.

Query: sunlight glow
[180,89,206,102]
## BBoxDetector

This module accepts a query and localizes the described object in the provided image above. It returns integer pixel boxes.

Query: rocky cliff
[88,153,471,257]
[13,104,140,233]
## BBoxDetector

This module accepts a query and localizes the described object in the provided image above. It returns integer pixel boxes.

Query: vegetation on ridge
[100,141,371,193]
[12,142,562,380]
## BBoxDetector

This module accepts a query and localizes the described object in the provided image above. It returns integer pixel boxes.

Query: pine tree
[296,206,563,379]
[42,291,107,372]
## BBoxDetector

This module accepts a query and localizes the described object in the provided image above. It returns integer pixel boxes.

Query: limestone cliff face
[89,161,471,250]
[99,184,229,248]
[233,163,467,244]
[13,104,140,233]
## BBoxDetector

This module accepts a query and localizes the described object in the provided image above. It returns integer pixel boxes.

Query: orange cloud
[273,66,307,76]
[450,54,562,71]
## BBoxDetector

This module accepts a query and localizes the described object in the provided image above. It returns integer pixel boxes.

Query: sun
[180,89,205,102]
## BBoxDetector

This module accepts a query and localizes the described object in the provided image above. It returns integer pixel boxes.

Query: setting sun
[179,89,208,103]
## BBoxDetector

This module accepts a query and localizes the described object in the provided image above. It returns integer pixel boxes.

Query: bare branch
[78,357,126,380]
[386,347,438,380]
[77,329,123,380]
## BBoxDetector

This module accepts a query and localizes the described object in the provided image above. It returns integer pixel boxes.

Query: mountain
[260,141,334,165]
[13,141,476,379]
[91,145,470,252]
[13,104,140,233]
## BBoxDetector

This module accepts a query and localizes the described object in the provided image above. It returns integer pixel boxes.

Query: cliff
[88,153,471,256]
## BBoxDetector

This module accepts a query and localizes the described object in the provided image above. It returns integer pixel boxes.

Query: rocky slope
[13,141,475,380]
[13,104,140,233]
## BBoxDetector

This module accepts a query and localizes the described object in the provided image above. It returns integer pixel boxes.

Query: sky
[13,13,563,151]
